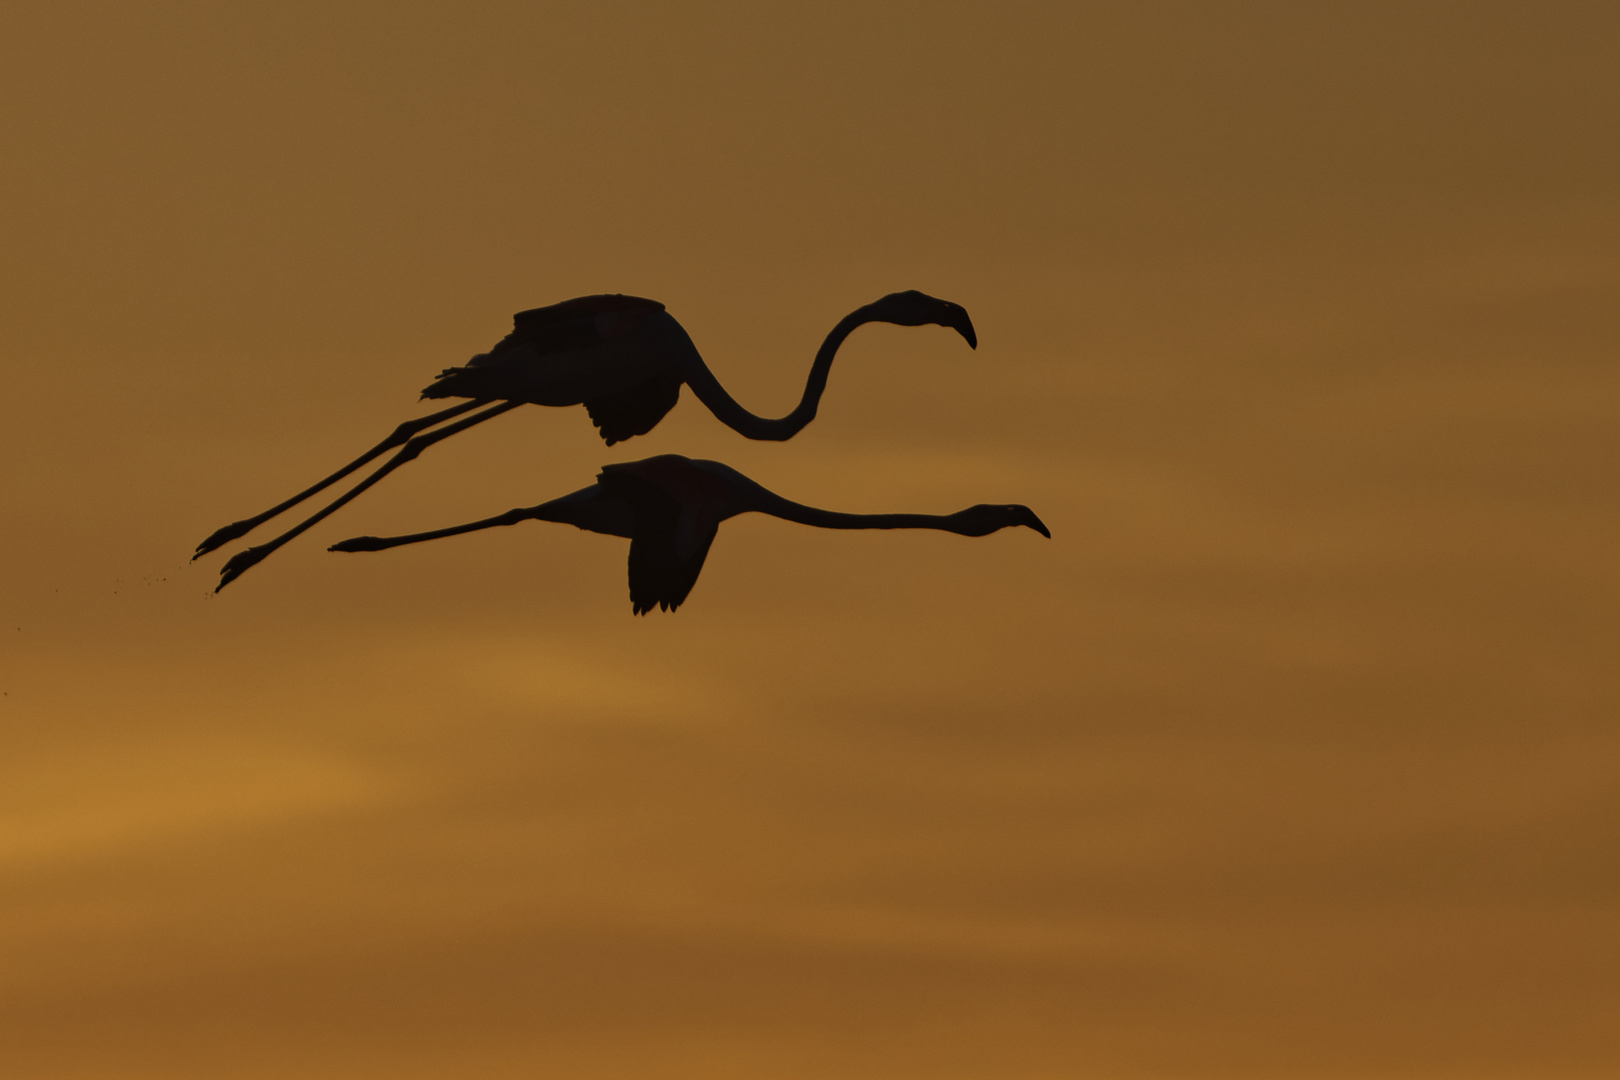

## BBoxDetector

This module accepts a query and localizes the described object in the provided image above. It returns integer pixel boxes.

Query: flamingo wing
[583,372,683,446]
[421,293,666,400]
[598,459,727,614]
[505,293,665,356]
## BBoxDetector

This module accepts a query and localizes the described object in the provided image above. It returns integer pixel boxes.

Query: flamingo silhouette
[198,290,976,592]
[329,454,1049,614]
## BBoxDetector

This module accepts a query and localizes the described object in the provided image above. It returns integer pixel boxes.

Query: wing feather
[583,374,682,446]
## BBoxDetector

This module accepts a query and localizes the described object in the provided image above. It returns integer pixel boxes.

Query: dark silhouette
[196,291,976,591]
[330,455,1049,614]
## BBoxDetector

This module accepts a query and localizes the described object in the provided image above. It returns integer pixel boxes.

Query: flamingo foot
[194,520,258,560]
[328,537,386,553]
[215,546,271,591]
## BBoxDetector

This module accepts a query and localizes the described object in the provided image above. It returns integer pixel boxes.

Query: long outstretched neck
[747,489,978,535]
[679,308,871,441]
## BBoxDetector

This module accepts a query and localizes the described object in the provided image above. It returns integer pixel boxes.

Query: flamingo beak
[946,305,978,350]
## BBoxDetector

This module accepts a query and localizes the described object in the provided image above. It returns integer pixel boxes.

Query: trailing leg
[214,400,523,591]
[193,399,492,558]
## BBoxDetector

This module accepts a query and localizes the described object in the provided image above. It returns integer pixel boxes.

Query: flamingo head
[866,290,977,349]
[952,504,1051,538]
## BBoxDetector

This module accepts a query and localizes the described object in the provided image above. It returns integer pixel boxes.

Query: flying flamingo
[329,454,1049,614]
[197,290,976,592]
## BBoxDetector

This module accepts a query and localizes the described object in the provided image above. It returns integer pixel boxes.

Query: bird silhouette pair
[195,291,1049,613]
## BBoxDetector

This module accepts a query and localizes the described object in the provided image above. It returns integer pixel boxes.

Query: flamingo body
[331,454,1049,615]
[422,294,685,444]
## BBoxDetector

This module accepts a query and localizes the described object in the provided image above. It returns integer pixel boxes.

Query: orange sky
[2,3,1618,1077]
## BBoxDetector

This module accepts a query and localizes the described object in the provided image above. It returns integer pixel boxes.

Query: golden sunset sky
[2,2,1617,1077]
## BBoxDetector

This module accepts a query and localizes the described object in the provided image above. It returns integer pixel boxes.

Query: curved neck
[679,308,871,441]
